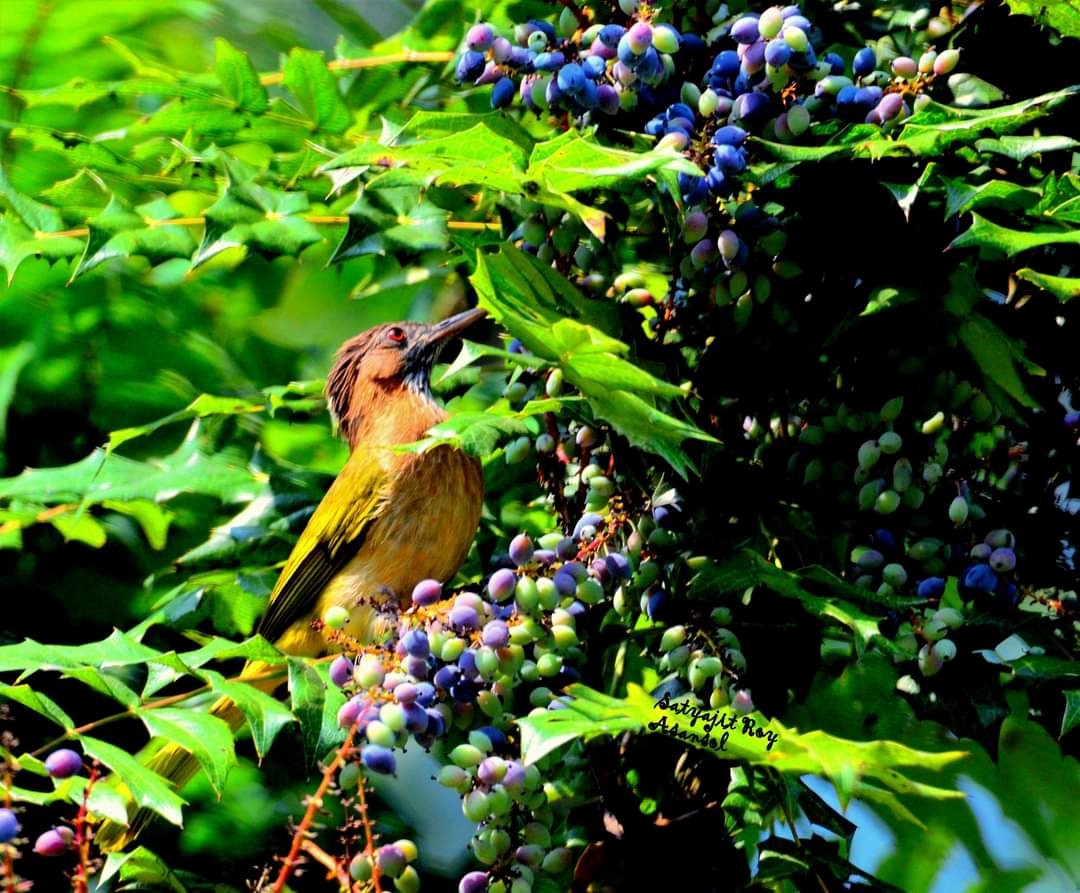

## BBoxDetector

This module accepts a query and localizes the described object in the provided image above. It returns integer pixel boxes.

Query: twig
[299,839,351,889]
[1,758,16,893]
[353,769,382,893]
[71,763,99,893]
[270,718,364,893]
[259,51,455,86]
[31,217,497,241]
[28,662,293,758]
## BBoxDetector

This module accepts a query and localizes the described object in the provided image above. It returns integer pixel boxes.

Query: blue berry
[963,564,998,593]
[361,745,397,775]
[456,51,486,84]
[917,577,946,598]
[0,809,19,843]
[853,47,876,77]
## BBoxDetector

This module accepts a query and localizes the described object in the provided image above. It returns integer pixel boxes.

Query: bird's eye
[385,326,407,345]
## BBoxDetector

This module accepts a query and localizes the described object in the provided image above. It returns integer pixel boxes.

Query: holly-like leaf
[80,736,186,827]
[213,37,267,113]
[283,48,352,133]
[137,707,238,796]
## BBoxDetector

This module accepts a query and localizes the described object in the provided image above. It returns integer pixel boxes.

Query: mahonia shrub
[0,0,1078,891]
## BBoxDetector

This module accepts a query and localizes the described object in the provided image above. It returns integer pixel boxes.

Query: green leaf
[100,846,189,891]
[950,213,1080,258]
[519,683,967,818]
[80,736,186,827]
[200,669,294,760]
[944,179,1042,219]
[470,246,716,477]
[526,130,700,194]
[0,682,74,728]
[138,707,237,796]
[897,86,1080,155]
[283,48,352,133]
[0,421,264,508]
[957,314,1044,410]
[1016,267,1080,302]
[72,195,196,281]
[1003,0,1080,38]
[976,135,1079,161]
[288,657,326,764]
[213,37,267,113]
[0,628,161,676]
[1062,691,1080,739]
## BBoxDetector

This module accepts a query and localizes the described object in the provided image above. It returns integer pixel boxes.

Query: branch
[270,714,367,893]
[259,51,454,86]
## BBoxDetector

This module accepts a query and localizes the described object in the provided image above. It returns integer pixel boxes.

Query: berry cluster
[455,5,962,337]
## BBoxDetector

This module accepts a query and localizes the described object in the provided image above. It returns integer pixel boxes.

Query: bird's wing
[257,447,389,644]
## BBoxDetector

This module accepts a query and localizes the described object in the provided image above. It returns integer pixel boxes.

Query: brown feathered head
[326,307,487,447]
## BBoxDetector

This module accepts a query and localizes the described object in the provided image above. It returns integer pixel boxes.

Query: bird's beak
[416,306,490,356]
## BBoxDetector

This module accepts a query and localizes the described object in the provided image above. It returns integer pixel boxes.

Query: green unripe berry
[948,496,969,525]
[450,744,484,768]
[879,431,903,454]
[874,489,901,514]
[323,605,349,629]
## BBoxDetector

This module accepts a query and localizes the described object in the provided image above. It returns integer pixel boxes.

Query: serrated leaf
[200,669,294,760]
[0,420,264,508]
[138,707,237,796]
[0,682,74,728]
[957,315,1043,410]
[1004,0,1080,38]
[80,736,186,827]
[213,37,267,113]
[951,213,1080,258]
[1062,691,1080,738]
[283,48,351,133]
[976,135,1078,161]
[288,657,326,764]
[1016,267,1080,302]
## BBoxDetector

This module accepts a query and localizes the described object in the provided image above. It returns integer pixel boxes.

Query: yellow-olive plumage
[95,308,486,851]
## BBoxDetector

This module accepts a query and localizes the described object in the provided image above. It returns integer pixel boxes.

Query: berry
[361,745,397,775]
[990,548,1016,572]
[34,827,73,856]
[329,655,353,688]
[45,748,83,779]
[491,76,515,109]
[853,47,876,77]
[917,577,946,599]
[509,533,535,566]
[323,605,349,630]
[0,809,19,843]
[466,23,494,52]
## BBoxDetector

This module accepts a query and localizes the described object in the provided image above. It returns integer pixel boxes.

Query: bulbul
[96,307,488,851]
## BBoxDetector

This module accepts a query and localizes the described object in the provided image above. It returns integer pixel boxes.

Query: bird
[95,307,488,852]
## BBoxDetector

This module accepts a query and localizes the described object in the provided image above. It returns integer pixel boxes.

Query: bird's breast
[319,444,483,645]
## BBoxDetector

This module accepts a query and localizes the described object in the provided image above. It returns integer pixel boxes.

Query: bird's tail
[93,662,275,853]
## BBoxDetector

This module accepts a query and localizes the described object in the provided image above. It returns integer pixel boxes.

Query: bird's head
[327,307,487,447]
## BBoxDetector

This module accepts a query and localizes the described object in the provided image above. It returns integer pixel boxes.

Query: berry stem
[271,720,362,893]
[353,770,382,893]
[299,838,351,889]
[71,763,99,893]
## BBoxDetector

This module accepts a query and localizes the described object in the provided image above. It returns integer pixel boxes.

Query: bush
[0,1,1077,890]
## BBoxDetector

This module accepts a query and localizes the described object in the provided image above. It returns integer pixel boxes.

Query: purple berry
[482,619,510,648]
[989,548,1016,572]
[853,47,876,77]
[33,828,71,856]
[456,50,486,84]
[491,76,515,109]
[377,844,407,878]
[329,655,353,688]
[402,655,429,679]
[362,745,397,775]
[412,579,442,607]
[44,748,83,780]
[466,23,494,51]
[338,695,369,729]
[509,533,535,566]
[0,808,19,843]
[626,22,653,54]
[401,629,430,658]
[605,552,632,579]
[963,564,998,593]
[460,871,490,893]
[394,682,419,704]
[488,568,517,603]
[731,16,760,44]
[402,703,429,734]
